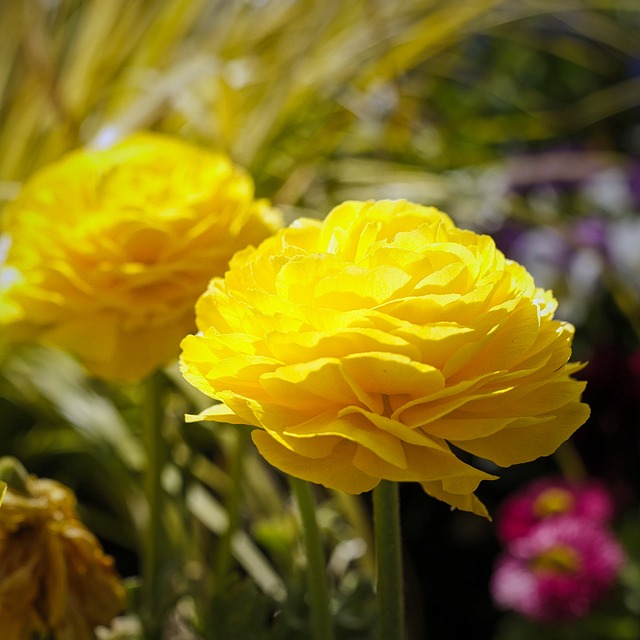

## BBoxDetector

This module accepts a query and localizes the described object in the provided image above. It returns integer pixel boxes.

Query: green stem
[214,427,248,591]
[141,370,166,639]
[289,477,335,640]
[208,426,249,637]
[373,480,405,640]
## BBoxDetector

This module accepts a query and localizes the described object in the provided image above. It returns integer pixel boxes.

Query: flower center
[533,487,575,518]
[531,545,581,576]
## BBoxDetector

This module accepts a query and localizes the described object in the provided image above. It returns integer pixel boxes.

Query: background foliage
[2,1,640,638]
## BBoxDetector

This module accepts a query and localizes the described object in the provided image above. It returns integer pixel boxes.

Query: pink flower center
[533,487,575,518]
[531,544,581,576]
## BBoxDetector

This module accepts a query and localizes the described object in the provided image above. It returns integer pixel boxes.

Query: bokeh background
[2,1,640,639]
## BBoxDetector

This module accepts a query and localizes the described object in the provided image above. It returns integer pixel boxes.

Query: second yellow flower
[0,133,281,381]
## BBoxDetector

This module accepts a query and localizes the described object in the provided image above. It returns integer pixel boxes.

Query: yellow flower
[0,462,125,639]
[0,133,281,381]
[180,200,590,516]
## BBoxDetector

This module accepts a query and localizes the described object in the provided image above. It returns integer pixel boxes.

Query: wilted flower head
[491,516,625,621]
[181,200,590,516]
[0,459,125,639]
[496,476,615,543]
[0,132,281,381]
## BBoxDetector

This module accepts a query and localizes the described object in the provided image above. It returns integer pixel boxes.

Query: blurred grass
[3,0,640,218]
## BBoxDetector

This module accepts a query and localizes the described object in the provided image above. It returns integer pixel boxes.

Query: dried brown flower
[0,463,125,639]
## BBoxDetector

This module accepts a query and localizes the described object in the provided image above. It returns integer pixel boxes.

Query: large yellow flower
[0,464,125,639]
[0,133,281,381]
[180,200,590,516]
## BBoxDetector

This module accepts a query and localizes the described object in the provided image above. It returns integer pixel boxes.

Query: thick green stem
[141,371,165,639]
[289,477,335,640]
[373,480,405,640]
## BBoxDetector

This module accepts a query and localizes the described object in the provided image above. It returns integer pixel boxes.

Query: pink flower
[491,517,625,622]
[496,476,614,544]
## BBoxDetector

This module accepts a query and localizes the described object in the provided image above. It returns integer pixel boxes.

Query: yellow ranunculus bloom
[0,133,281,381]
[180,200,590,516]
[0,467,125,639]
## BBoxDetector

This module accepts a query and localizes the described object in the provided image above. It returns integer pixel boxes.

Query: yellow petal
[460,379,587,417]
[342,352,444,398]
[338,406,442,447]
[413,262,468,294]
[281,411,408,469]
[391,322,475,369]
[420,480,490,519]
[260,357,373,409]
[351,439,495,486]
[185,403,249,425]
[251,431,378,494]
[264,327,420,364]
[444,300,541,379]
[451,401,591,466]
[314,265,411,307]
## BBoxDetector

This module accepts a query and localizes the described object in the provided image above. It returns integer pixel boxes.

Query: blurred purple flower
[626,161,640,208]
[496,476,615,544]
[506,149,605,195]
[572,217,609,257]
[506,227,572,289]
[608,216,640,290]
[491,516,625,622]
[491,215,611,323]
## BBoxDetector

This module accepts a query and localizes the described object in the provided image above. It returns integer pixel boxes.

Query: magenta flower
[496,476,614,544]
[491,516,625,622]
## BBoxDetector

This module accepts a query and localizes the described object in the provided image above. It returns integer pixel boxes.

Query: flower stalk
[214,427,249,592]
[141,370,166,639]
[208,426,250,637]
[289,477,335,640]
[373,480,405,640]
